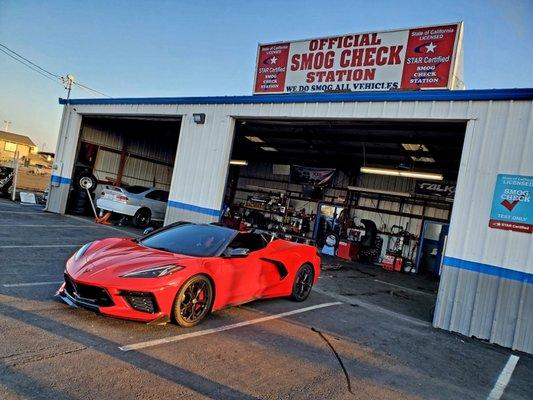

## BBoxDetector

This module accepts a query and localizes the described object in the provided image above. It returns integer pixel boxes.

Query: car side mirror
[143,227,155,236]
[228,248,250,258]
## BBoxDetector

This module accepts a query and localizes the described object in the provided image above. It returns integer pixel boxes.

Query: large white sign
[254,22,463,94]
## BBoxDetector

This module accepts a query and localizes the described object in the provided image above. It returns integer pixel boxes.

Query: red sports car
[57,223,320,327]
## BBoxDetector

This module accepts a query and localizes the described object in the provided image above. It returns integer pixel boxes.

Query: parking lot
[0,198,531,400]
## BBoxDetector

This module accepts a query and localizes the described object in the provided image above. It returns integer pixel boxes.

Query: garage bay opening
[222,118,466,320]
[67,116,181,229]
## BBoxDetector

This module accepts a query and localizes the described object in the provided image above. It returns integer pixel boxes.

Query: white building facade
[47,89,533,353]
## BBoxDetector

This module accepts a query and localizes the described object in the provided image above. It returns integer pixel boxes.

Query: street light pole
[11,150,19,201]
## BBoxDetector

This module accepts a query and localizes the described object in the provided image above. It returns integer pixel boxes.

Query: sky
[0,0,532,151]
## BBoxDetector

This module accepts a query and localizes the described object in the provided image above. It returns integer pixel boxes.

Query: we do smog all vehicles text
[254,23,463,94]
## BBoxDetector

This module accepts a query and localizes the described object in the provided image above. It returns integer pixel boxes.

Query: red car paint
[58,234,320,323]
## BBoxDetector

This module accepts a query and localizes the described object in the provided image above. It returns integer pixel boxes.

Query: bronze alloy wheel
[291,264,314,302]
[173,275,213,327]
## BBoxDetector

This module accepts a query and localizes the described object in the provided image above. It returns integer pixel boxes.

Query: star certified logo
[270,56,278,64]
[425,42,437,53]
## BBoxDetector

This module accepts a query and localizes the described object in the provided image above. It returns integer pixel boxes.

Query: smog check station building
[46,23,533,354]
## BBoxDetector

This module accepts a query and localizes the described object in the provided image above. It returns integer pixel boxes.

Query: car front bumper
[56,274,178,324]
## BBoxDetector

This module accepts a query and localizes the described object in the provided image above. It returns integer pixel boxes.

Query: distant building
[0,130,37,163]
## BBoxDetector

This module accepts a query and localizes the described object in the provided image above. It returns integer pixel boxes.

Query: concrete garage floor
[0,199,531,400]
[318,256,439,323]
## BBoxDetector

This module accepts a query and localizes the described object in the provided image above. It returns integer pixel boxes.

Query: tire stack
[67,171,98,216]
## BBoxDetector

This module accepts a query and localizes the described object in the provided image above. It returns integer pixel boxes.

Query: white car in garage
[96,185,169,227]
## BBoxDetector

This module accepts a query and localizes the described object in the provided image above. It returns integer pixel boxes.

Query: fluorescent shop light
[260,146,278,152]
[347,186,411,197]
[402,143,429,152]
[245,136,264,143]
[411,156,435,163]
[360,166,443,181]
[229,160,248,166]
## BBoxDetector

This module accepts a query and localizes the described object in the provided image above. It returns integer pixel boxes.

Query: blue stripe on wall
[168,200,221,217]
[443,256,533,284]
[51,175,72,185]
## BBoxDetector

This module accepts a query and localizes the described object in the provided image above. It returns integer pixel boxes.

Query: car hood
[68,238,193,280]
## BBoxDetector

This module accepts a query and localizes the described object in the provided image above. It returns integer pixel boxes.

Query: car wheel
[291,263,314,302]
[74,171,97,192]
[173,275,214,328]
[133,208,151,228]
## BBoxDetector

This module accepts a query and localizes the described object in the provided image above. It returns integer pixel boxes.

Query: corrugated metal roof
[0,130,36,147]
[59,88,533,106]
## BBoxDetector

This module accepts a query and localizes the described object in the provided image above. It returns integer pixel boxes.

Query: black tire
[291,264,314,302]
[70,205,89,215]
[133,208,151,228]
[74,171,97,192]
[72,189,90,200]
[72,198,89,208]
[172,275,214,327]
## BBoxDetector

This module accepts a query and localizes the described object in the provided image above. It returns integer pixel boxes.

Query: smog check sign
[489,174,533,234]
[253,23,463,94]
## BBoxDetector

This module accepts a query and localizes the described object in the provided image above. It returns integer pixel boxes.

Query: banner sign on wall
[415,181,456,198]
[489,174,532,234]
[254,22,463,94]
[291,165,335,187]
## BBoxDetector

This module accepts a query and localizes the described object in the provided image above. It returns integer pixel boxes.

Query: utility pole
[3,120,11,131]
[62,74,75,99]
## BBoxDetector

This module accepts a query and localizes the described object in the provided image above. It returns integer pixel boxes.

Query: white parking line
[3,281,62,287]
[119,301,342,352]
[487,354,520,400]
[0,244,81,248]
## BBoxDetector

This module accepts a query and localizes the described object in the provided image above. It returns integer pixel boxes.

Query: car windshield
[124,185,149,194]
[140,224,235,257]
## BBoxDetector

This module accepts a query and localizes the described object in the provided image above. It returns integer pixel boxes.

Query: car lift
[79,180,112,225]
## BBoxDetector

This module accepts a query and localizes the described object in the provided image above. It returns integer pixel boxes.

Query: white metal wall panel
[128,137,175,164]
[93,149,120,182]
[46,106,82,213]
[433,100,533,353]
[81,124,123,150]
[122,157,172,190]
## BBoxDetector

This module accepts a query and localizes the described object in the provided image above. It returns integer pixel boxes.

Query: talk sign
[254,23,462,94]
[489,174,533,234]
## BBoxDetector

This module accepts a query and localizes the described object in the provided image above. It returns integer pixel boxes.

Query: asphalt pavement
[0,198,531,400]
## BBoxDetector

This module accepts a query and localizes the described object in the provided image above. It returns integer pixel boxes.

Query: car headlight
[75,242,94,261]
[120,265,184,278]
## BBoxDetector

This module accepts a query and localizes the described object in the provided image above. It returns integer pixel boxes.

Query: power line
[74,81,111,98]
[0,47,63,86]
[0,43,61,79]
[0,42,111,98]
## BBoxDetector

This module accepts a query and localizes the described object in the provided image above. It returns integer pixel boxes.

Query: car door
[220,233,275,304]
[143,190,167,220]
